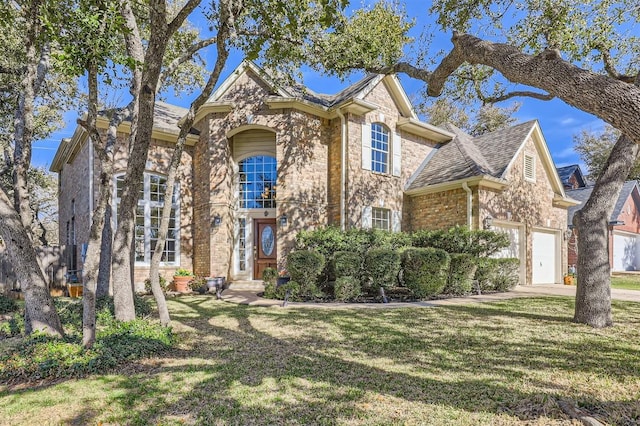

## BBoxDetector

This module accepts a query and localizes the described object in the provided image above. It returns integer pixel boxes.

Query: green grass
[611,274,640,290]
[1,296,640,425]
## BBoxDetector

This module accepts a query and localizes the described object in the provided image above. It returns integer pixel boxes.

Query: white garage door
[612,232,640,271]
[494,223,524,285]
[532,231,558,284]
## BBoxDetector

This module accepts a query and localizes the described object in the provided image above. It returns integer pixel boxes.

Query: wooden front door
[253,219,277,279]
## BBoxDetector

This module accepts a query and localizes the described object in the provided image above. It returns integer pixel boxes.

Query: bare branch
[482,90,554,103]
[32,42,50,94]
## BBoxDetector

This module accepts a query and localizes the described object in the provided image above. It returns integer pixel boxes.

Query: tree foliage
[573,125,640,181]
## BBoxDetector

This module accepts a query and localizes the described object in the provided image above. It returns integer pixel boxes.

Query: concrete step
[227,280,265,291]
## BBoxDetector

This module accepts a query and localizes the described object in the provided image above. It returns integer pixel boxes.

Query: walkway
[219,284,640,309]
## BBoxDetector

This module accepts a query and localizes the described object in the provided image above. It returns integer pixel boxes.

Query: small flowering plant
[278,269,289,277]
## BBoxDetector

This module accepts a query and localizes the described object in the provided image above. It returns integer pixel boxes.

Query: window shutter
[391,210,402,233]
[362,206,372,229]
[392,133,402,177]
[361,123,371,170]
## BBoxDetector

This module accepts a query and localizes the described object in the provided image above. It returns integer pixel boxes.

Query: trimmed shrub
[0,295,18,314]
[445,254,478,295]
[411,226,509,257]
[333,251,362,279]
[262,267,277,285]
[493,258,520,291]
[281,280,302,301]
[334,276,361,301]
[364,249,401,290]
[474,258,500,291]
[286,250,325,300]
[401,248,450,298]
[474,258,520,291]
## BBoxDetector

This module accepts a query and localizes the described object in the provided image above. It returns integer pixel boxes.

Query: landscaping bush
[364,249,401,291]
[334,276,361,301]
[474,258,500,292]
[0,295,18,314]
[493,258,520,291]
[333,251,362,279]
[411,226,509,257]
[262,267,277,285]
[281,280,302,301]
[474,258,520,291]
[445,254,478,295]
[401,248,450,298]
[286,250,325,300]
[144,275,168,294]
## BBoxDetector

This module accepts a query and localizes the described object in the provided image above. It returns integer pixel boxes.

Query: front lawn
[1,296,639,425]
[611,274,640,291]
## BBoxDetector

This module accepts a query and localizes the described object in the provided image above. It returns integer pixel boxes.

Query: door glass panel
[261,225,274,256]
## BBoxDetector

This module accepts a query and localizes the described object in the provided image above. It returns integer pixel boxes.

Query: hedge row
[270,247,518,302]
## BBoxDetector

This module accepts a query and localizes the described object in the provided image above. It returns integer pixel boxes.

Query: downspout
[336,109,347,231]
[461,182,472,230]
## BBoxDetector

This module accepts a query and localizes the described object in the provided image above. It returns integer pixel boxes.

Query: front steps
[227,280,265,291]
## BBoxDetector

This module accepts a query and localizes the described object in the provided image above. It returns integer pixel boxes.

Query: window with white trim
[524,153,536,182]
[239,155,277,209]
[115,173,180,264]
[371,123,390,174]
[371,207,391,231]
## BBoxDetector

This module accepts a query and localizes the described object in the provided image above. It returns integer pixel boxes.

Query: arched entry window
[239,155,277,209]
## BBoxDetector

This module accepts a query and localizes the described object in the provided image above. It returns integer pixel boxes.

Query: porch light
[483,215,493,230]
[213,214,222,228]
[279,214,288,227]
[564,229,573,240]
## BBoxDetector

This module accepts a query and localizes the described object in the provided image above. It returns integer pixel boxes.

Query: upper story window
[115,173,180,265]
[239,155,277,209]
[371,123,390,174]
[362,123,401,177]
[524,153,536,182]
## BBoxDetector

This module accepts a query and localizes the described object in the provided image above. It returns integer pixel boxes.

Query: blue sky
[32,1,607,171]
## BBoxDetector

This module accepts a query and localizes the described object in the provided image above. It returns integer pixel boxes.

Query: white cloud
[554,147,576,159]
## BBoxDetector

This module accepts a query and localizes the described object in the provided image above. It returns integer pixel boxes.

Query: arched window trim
[113,171,181,266]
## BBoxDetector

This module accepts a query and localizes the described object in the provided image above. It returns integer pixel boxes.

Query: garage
[612,231,640,271]
[493,222,525,285]
[532,230,559,284]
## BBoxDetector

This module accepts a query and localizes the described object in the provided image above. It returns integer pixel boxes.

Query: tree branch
[167,0,201,34]
[425,32,640,143]
[158,36,217,88]
[482,90,554,103]
[601,49,636,83]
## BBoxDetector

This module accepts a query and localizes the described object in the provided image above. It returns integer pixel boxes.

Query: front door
[253,219,277,279]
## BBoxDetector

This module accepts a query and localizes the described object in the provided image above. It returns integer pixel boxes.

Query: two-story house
[52,61,577,287]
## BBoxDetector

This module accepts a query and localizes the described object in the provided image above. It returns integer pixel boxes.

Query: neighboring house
[51,61,577,287]
[557,164,587,190]
[565,170,640,271]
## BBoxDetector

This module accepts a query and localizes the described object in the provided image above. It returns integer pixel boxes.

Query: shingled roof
[556,164,587,188]
[285,74,381,108]
[406,120,537,191]
[567,180,640,224]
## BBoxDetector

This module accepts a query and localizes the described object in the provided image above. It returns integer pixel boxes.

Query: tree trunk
[574,134,640,327]
[0,188,63,337]
[147,22,231,326]
[111,0,200,321]
[96,205,112,298]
